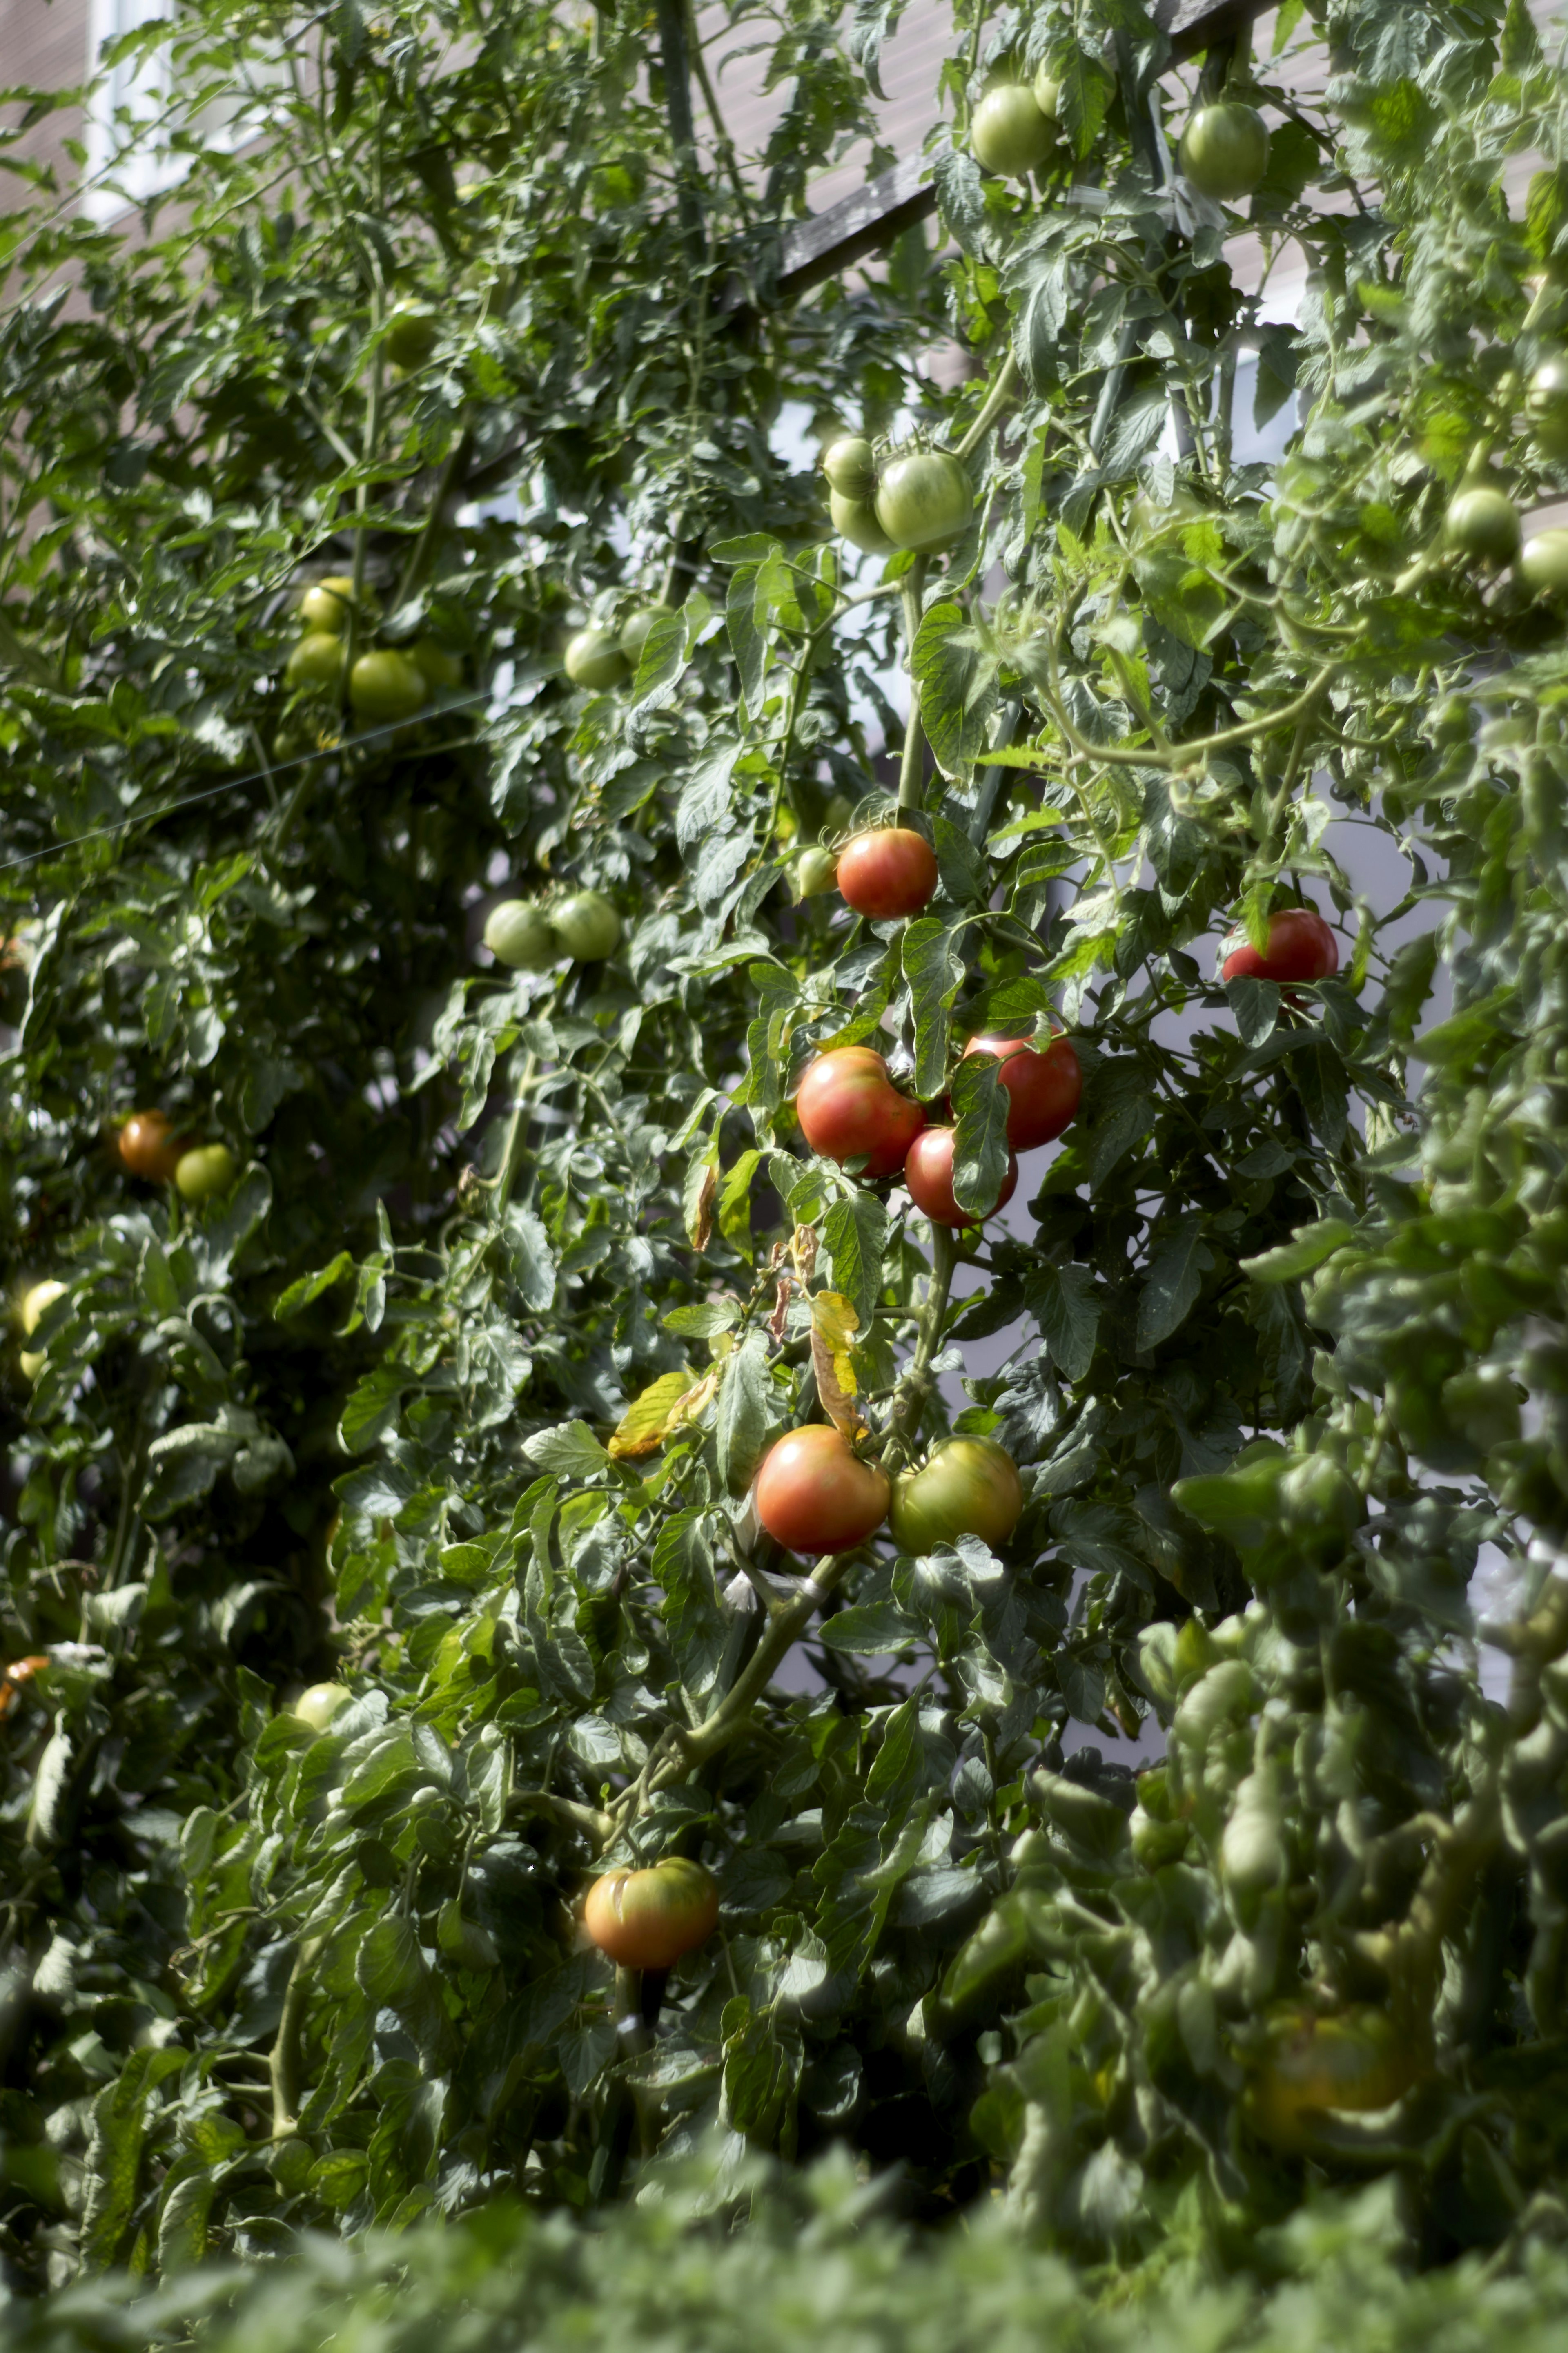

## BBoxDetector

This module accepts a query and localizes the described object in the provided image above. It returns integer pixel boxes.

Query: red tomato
[962,1031,1082,1150]
[836,828,939,920]
[754,1425,891,1554]
[904,1127,1018,1227]
[797,1047,925,1178]
[583,1858,719,1970]
[118,1111,190,1184]
[1220,908,1338,987]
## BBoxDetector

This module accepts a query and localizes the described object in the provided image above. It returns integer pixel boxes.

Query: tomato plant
[961,1032,1082,1149]
[971,85,1053,178]
[874,450,974,551]
[904,1127,1018,1226]
[890,1436,1024,1553]
[1177,101,1270,200]
[754,1425,891,1554]
[796,1047,925,1175]
[583,1859,720,1970]
[836,826,939,919]
[1220,907,1339,987]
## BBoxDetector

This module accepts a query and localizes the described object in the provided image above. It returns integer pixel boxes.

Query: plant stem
[956,354,1020,461]
[491,1051,538,1220]
[653,0,705,263]
[270,1935,325,2137]
[650,1550,856,1784]
[889,1222,957,1453]
[897,557,929,811]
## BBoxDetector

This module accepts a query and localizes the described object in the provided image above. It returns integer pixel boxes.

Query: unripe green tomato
[793,845,839,899]
[618,607,662,666]
[1032,65,1061,118]
[299,574,373,633]
[1518,527,1568,595]
[1245,2003,1417,2152]
[349,649,429,723]
[829,487,895,555]
[564,627,629,689]
[484,899,559,971]
[890,1436,1024,1554]
[408,638,463,692]
[823,436,878,500]
[1445,484,1521,563]
[1128,482,1206,540]
[385,302,438,369]
[1178,103,1270,201]
[874,450,974,553]
[174,1144,238,1204]
[293,1682,352,1733]
[286,631,344,691]
[551,888,622,961]
[1526,355,1568,456]
[971,84,1053,178]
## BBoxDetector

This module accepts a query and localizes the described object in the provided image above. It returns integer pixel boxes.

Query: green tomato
[484,899,559,971]
[18,1278,66,1383]
[1178,103,1270,201]
[793,845,838,900]
[349,648,429,723]
[1246,2004,1419,2152]
[874,449,974,553]
[1032,65,1061,118]
[385,303,438,369]
[829,487,895,555]
[174,1144,238,1204]
[618,607,663,666]
[971,84,1053,178]
[890,1436,1024,1554]
[1518,527,1568,594]
[408,638,463,692]
[285,631,344,691]
[550,888,621,961]
[823,435,878,500]
[293,1682,352,1733]
[564,627,629,690]
[1527,355,1568,456]
[299,574,376,633]
[1444,484,1520,563]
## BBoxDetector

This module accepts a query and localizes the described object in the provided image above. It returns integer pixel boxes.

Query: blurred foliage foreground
[11,0,1568,2327]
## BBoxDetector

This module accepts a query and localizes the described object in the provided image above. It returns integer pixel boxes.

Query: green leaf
[274,1251,354,1320]
[521,1422,610,1481]
[950,1052,1011,1217]
[716,1332,770,1494]
[903,917,964,1098]
[912,600,998,773]
[824,1192,887,1327]
[1136,1213,1209,1351]
[1240,1219,1356,1285]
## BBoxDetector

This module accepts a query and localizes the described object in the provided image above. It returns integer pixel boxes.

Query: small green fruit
[564,627,629,690]
[828,487,895,555]
[793,846,838,899]
[385,303,438,369]
[293,1682,352,1734]
[484,900,559,971]
[1032,65,1061,118]
[174,1144,238,1204]
[285,632,344,691]
[971,84,1053,178]
[1178,103,1270,202]
[299,575,375,633]
[550,889,622,961]
[1527,356,1568,457]
[1518,527,1568,595]
[18,1279,66,1383]
[618,607,663,667]
[349,649,430,723]
[408,638,463,692]
[822,436,878,501]
[1445,485,1521,564]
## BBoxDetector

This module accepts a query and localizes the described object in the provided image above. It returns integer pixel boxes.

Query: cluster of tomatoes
[284,572,464,727]
[969,58,1272,212]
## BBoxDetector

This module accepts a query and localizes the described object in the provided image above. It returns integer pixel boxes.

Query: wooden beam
[775,0,1258,303]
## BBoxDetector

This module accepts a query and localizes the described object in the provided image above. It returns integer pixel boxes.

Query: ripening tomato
[551,889,621,961]
[385,302,438,369]
[564,626,628,689]
[1527,355,1568,456]
[904,1126,1018,1227]
[118,1111,189,1184]
[293,1682,352,1734]
[822,435,878,500]
[971,83,1053,177]
[829,487,895,554]
[349,649,429,723]
[485,899,559,970]
[891,1436,1024,1553]
[796,1048,926,1177]
[285,631,344,691]
[583,1857,720,1971]
[1178,102,1270,201]
[175,1144,238,1204]
[836,827,939,920]
[754,1425,891,1555]
[1245,2003,1419,2152]
[962,1031,1082,1150]
[1445,484,1520,563]
[1220,907,1339,987]
[1519,527,1568,595]
[875,450,974,553]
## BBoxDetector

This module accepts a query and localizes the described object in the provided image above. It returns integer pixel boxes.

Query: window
[82,0,180,221]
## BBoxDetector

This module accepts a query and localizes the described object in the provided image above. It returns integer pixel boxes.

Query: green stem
[897,557,930,811]
[889,1222,957,1454]
[650,1550,857,1783]
[490,1051,538,1220]
[270,1935,325,2137]
[955,354,1020,461]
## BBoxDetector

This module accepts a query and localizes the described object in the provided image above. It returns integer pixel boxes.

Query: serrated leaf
[522,1421,610,1480]
[810,1291,865,1436]
[1136,1213,1209,1351]
[912,600,998,774]
[950,1052,1011,1216]
[903,917,963,1097]
[716,1332,770,1494]
[607,1368,701,1460]
[823,1192,886,1327]
[1240,1219,1356,1285]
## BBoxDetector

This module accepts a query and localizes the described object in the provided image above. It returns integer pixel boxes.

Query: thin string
[0,691,496,879]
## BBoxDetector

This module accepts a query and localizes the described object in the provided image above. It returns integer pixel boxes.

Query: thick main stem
[891,1222,957,1452]
[897,557,929,812]
[270,1935,325,2137]
[650,1550,853,1789]
[653,0,705,263]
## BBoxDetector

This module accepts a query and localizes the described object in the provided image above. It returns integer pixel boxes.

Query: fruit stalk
[956,354,1020,461]
[270,1935,325,2138]
[897,556,930,810]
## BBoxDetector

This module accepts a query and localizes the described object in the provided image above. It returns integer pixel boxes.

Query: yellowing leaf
[810,1290,865,1436]
[608,1369,700,1460]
